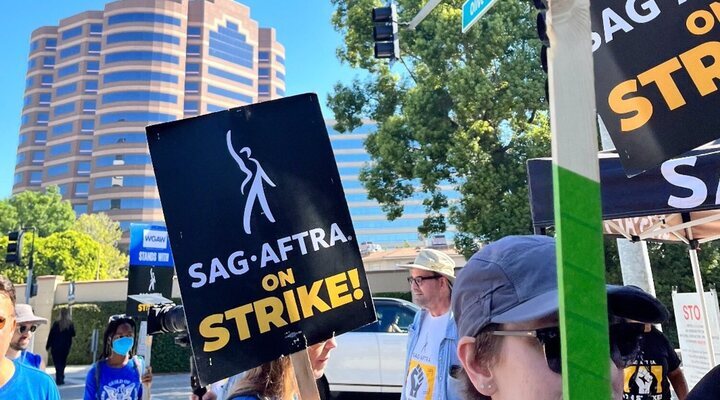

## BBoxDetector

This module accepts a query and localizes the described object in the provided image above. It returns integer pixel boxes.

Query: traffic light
[533,0,549,102]
[5,231,21,265]
[372,5,400,60]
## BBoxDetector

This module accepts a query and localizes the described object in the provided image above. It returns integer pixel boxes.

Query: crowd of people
[0,235,718,399]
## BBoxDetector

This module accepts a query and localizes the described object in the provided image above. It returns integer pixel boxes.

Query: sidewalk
[47,365,192,400]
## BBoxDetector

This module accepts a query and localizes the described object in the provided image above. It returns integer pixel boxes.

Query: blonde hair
[229,357,295,399]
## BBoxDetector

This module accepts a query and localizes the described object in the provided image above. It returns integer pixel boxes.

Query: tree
[71,213,128,279]
[6,186,75,237]
[329,0,550,256]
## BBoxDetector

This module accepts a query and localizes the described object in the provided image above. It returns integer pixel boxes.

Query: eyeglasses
[407,275,443,287]
[18,325,38,334]
[491,322,645,374]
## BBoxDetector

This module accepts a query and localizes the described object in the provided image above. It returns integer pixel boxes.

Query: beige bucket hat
[397,248,456,281]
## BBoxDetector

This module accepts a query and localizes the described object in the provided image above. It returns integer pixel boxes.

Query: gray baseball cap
[451,235,669,338]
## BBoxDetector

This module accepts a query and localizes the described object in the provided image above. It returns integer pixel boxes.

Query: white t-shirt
[403,311,450,400]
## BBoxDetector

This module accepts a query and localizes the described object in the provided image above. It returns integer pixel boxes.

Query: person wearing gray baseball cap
[6,303,48,370]
[452,235,669,400]
[397,248,462,400]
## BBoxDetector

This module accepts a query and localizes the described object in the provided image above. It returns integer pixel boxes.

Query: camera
[146,303,187,335]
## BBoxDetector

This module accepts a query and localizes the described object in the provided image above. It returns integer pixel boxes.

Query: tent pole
[688,240,717,367]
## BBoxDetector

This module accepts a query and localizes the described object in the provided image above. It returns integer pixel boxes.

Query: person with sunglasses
[452,235,669,400]
[397,248,462,400]
[46,308,75,384]
[5,304,47,370]
[0,275,60,399]
[83,315,152,400]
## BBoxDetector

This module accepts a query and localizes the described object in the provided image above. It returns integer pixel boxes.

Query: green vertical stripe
[552,164,611,400]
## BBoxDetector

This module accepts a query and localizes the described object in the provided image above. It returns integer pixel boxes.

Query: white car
[322,297,419,396]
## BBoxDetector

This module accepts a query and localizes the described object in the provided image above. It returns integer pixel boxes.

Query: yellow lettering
[638,58,685,110]
[278,268,295,287]
[325,271,352,308]
[297,280,331,318]
[283,289,302,323]
[608,79,653,132]
[254,297,288,333]
[680,41,720,97]
[199,313,229,352]
[225,304,254,341]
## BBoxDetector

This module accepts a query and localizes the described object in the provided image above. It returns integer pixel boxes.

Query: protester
[452,235,670,400]
[0,275,60,399]
[398,248,461,400]
[686,364,720,400]
[226,337,337,400]
[83,315,152,400]
[6,303,47,370]
[46,307,75,384]
[623,323,688,400]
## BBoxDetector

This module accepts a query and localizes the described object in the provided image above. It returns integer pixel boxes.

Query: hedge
[48,300,191,373]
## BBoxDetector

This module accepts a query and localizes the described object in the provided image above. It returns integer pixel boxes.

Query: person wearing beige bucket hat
[397,248,462,400]
[6,303,47,370]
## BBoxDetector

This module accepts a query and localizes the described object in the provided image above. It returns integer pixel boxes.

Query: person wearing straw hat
[398,248,462,400]
[6,304,48,370]
[452,235,670,400]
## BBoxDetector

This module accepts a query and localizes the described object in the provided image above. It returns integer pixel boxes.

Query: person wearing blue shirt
[6,303,47,370]
[0,275,60,399]
[84,315,152,400]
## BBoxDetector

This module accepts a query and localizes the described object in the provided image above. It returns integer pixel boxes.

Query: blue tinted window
[19,134,28,145]
[43,56,55,68]
[81,120,95,132]
[35,132,47,143]
[95,175,156,189]
[96,154,151,167]
[258,51,270,61]
[188,26,201,36]
[50,143,72,156]
[28,58,37,70]
[107,31,180,45]
[258,67,270,77]
[187,44,200,55]
[207,85,252,103]
[45,38,57,49]
[105,51,179,64]
[227,21,239,31]
[37,112,49,124]
[186,63,200,73]
[30,40,39,52]
[331,138,366,150]
[52,122,74,136]
[276,88,285,96]
[41,75,53,86]
[48,164,70,177]
[276,55,285,64]
[90,24,103,35]
[54,102,75,116]
[32,151,44,163]
[276,71,285,81]
[73,204,88,215]
[23,95,32,107]
[207,104,225,112]
[209,23,254,68]
[59,44,81,59]
[58,63,79,77]
[25,77,33,89]
[61,26,82,40]
[75,182,89,196]
[14,172,23,185]
[16,153,25,165]
[208,66,253,86]
[89,42,101,53]
[21,114,30,126]
[259,84,269,94]
[98,133,146,146]
[76,161,91,175]
[87,61,100,73]
[29,171,42,184]
[93,198,162,211]
[39,93,52,105]
[185,81,199,92]
[336,153,372,162]
[102,91,177,104]
[56,83,77,97]
[56,183,68,196]
[184,100,198,112]
[99,111,176,125]
[85,80,98,92]
[79,140,92,153]
[103,70,178,84]
[108,12,181,26]
[83,100,96,112]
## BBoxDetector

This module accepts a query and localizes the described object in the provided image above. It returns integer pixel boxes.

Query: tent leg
[688,245,717,367]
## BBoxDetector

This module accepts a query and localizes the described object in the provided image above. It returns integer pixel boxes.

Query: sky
[0,0,365,199]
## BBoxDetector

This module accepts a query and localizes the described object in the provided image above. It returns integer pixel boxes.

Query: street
[50,365,400,400]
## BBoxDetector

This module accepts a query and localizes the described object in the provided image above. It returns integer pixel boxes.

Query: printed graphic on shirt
[102,380,138,400]
[404,360,436,400]
[623,364,664,400]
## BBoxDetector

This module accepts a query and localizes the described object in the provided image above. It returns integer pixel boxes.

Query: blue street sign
[462,0,500,33]
[129,224,174,267]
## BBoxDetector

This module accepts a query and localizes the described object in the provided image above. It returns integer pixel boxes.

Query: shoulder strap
[94,360,103,400]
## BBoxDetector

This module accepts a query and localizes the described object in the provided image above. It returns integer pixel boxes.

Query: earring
[480,383,493,389]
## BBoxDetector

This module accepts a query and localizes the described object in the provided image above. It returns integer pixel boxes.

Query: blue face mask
[112,337,134,356]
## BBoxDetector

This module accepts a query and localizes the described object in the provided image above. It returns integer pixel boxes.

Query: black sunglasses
[18,325,38,334]
[491,322,645,374]
[407,275,442,286]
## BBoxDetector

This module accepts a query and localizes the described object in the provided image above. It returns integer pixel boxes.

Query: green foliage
[6,186,75,237]
[72,214,128,279]
[49,301,190,372]
[329,0,551,255]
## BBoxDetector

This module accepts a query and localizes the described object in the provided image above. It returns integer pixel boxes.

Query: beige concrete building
[13,0,285,245]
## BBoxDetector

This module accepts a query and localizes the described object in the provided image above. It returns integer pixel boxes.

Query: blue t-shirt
[0,361,60,399]
[84,358,143,400]
[14,350,43,369]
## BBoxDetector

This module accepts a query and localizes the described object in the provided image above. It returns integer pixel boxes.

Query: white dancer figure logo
[148,268,156,292]
[226,130,277,234]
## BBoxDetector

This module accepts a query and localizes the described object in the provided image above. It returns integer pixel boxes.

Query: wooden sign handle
[290,349,320,400]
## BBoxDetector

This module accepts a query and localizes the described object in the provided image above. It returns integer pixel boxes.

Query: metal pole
[24,228,35,304]
[688,243,716,367]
